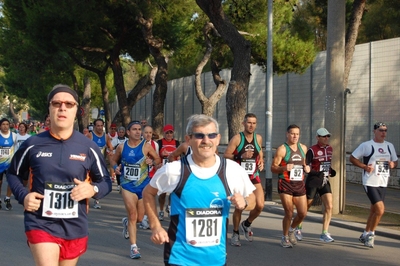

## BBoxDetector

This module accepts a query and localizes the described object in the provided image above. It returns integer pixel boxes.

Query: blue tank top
[91,132,106,149]
[120,140,148,186]
[0,133,15,173]
[166,156,231,266]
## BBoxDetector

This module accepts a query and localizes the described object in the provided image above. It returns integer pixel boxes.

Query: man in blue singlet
[143,114,256,266]
[87,118,112,209]
[0,117,17,210]
[111,120,161,259]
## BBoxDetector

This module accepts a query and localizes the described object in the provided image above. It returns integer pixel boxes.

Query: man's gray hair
[186,114,219,135]
[118,126,126,132]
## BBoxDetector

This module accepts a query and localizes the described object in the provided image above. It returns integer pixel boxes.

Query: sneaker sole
[122,218,129,239]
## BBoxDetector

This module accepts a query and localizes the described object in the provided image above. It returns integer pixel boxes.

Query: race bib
[319,161,331,178]
[375,161,389,178]
[185,208,223,247]
[290,165,303,181]
[241,158,256,175]
[124,163,140,181]
[42,181,78,219]
[0,147,10,158]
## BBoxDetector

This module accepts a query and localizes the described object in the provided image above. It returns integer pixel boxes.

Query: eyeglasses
[165,131,174,134]
[110,127,116,130]
[191,132,218,139]
[50,100,77,108]
[318,135,330,138]
[378,129,387,132]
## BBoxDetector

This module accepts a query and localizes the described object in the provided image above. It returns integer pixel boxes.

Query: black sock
[233,230,239,234]
[244,219,251,227]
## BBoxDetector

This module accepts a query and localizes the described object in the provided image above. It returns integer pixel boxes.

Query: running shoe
[358,233,366,243]
[320,232,334,242]
[281,236,293,248]
[140,217,150,230]
[294,228,303,241]
[116,185,121,192]
[240,221,254,242]
[130,246,141,259]
[93,200,101,209]
[4,198,12,211]
[158,211,164,221]
[230,232,241,247]
[122,217,129,239]
[364,233,375,248]
[288,230,297,245]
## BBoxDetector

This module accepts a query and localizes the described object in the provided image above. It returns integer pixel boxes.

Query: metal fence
[112,37,400,187]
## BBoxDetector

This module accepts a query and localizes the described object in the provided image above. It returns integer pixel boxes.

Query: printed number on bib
[241,159,256,175]
[42,181,78,219]
[0,147,10,158]
[290,165,303,181]
[375,161,389,177]
[320,161,331,177]
[124,163,140,181]
[185,208,223,247]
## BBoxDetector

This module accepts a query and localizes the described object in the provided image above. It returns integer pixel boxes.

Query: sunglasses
[165,131,174,134]
[318,135,330,138]
[50,100,77,109]
[378,129,387,132]
[191,132,218,139]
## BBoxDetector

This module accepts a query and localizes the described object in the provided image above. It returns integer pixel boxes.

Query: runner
[6,84,112,265]
[297,128,336,242]
[0,118,17,210]
[156,124,180,220]
[349,122,398,248]
[224,113,264,246]
[111,120,161,259]
[271,124,310,248]
[143,114,256,265]
[87,118,113,209]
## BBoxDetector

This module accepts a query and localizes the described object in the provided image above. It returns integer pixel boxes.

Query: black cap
[373,122,386,130]
[47,84,79,106]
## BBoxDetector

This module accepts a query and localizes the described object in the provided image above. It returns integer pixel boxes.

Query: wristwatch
[93,185,99,194]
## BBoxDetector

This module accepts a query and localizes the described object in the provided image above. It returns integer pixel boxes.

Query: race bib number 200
[42,181,78,219]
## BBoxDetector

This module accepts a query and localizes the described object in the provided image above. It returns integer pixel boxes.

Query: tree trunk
[137,15,168,137]
[80,76,91,131]
[194,22,226,117]
[112,66,157,125]
[110,53,130,129]
[344,0,366,88]
[196,0,251,139]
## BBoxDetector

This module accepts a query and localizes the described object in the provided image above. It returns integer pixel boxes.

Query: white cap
[316,128,331,137]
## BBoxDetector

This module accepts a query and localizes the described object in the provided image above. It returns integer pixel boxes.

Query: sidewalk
[264,181,400,240]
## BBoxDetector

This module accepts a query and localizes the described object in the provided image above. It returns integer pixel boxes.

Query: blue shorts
[121,177,150,199]
[363,186,386,205]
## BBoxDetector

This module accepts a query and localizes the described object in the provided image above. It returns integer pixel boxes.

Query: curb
[263,201,400,241]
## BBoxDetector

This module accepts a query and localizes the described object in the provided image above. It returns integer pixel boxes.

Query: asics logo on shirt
[36,151,53,158]
[129,150,136,157]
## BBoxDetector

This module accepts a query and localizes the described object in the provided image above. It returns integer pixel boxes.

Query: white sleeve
[149,161,182,195]
[389,143,398,161]
[225,159,256,198]
[351,141,370,159]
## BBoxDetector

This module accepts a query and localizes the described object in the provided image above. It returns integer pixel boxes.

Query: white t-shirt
[150,154,255,197]
[352,139,398,187]
[16,133,31,150]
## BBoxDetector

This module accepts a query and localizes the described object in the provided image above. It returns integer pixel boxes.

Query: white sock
[131,244,137,249]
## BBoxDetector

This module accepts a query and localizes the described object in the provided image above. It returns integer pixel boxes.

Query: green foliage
[358,0,400,42]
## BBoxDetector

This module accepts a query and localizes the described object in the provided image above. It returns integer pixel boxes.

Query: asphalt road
[1,179,400,266]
